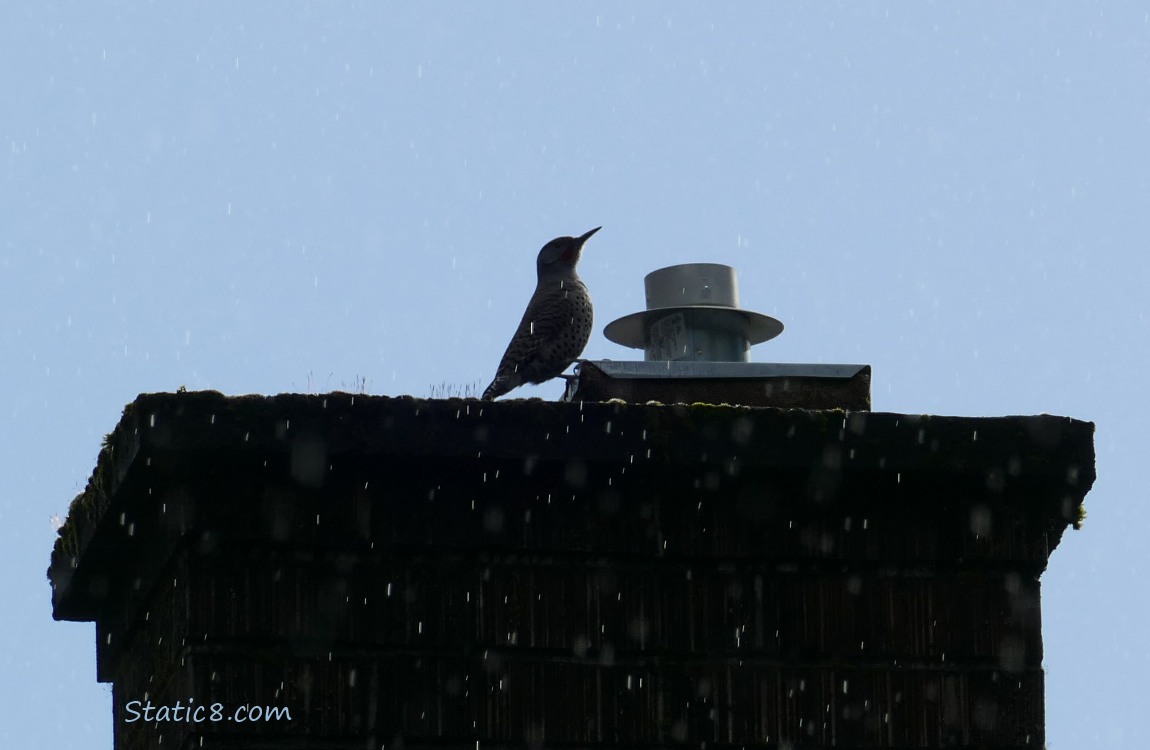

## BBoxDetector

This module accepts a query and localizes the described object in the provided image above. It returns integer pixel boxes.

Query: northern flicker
[481,227,600,401]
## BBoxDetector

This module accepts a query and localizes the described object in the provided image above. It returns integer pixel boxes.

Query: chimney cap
[603,263,783,351]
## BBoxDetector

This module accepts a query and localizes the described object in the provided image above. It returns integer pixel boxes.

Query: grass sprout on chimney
[428,381,480,399]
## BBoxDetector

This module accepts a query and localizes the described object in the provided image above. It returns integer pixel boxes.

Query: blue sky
[2,4,1145,746]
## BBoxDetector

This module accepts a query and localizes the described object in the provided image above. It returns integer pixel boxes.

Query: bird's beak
[579,226,602,244]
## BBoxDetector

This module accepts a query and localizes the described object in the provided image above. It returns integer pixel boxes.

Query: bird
[481,227,601,401]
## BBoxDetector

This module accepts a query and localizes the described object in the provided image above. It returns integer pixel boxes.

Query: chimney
[49,391,1094,749]
[571,263,870,408]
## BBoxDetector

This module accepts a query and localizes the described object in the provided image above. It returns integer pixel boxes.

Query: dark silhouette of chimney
[50,387,1093,748]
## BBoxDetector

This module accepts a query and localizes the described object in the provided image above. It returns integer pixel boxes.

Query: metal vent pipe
[603,263,783,362]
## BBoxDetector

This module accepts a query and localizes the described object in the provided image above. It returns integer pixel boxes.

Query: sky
[2,3,1146,747]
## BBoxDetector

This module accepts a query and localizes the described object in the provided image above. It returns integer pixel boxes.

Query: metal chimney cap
[603,263,783,350]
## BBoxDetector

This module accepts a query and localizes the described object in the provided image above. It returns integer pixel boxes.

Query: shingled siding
[49,392,1094,749]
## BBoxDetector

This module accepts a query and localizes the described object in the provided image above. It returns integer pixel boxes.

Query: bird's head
[536,226,601,276]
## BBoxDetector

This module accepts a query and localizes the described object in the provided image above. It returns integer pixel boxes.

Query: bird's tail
[481,380,502,401]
